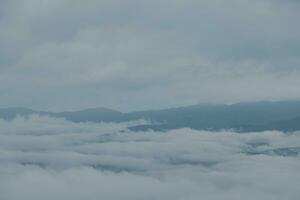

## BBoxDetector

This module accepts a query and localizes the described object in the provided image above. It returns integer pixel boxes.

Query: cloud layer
[1,0,300,111]
[0,116,300,200]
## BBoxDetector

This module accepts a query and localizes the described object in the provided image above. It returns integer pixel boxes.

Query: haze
[1,1,300,200]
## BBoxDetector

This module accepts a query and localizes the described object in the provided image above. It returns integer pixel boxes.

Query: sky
[1,115,300,200]
[1,0,300,111]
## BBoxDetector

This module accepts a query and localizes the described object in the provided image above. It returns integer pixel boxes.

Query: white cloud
[0,116,300,200]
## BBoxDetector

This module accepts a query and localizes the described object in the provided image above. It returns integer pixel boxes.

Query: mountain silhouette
[2,101,300,132]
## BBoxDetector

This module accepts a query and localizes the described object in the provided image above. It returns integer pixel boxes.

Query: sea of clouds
[0,115,300,200]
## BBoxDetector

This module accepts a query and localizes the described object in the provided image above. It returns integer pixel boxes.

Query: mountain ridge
[1,100,300,132]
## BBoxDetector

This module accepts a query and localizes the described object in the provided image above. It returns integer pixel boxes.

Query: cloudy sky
[1,116,300,200]
[1,0,300,111]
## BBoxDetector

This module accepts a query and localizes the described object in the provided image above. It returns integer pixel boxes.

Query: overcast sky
[1,0,300,111]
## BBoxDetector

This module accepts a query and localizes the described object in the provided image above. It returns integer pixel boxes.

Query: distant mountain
[127,101,300,132]
[0,107,50,120]
[1,101,300,132]
[55,108,124,122]
[266,116,300,132]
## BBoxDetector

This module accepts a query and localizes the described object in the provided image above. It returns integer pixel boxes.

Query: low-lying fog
[0,115,300,200]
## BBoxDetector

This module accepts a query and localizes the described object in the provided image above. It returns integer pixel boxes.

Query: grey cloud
[1,0,300,110]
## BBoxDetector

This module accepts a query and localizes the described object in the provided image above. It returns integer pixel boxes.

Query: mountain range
[1,101,300,132]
